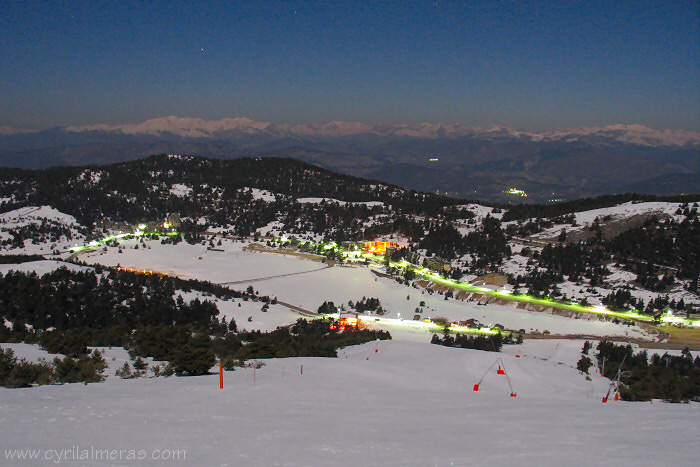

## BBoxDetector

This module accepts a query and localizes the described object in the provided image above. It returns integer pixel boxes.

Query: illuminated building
[363,241,397,255]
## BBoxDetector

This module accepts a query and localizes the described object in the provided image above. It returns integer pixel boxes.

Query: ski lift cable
[477,358,500,385]
[499,357,515,394]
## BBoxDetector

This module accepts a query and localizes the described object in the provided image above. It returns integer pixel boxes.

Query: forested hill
[0,155,468,226]
[3,154,699,228]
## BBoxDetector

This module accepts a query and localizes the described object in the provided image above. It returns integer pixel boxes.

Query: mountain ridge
[4,116,699,147]
[1,118,698,203]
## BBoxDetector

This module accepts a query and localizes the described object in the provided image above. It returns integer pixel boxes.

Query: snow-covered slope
[0,206,79,227]
[1,339,697,466]
[0,260,90,276]
[527,201,684,240]
[52,117,700,146]
[0,206,86,254]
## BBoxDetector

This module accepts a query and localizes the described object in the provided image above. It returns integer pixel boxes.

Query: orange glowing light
[363,241,397,255]
[331,316,363,330]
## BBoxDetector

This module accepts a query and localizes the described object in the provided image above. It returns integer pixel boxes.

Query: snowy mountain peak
[542,124,700,146]
[18,117,700,146]
[66,116,274,137]
[0,125,39,136]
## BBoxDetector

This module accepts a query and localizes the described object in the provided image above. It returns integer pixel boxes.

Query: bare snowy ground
[1,339,698,466]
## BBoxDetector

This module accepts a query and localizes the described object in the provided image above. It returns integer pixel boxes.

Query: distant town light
[504,187,528,197]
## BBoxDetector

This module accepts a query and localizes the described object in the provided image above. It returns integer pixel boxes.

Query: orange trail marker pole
[301,364,303,375]
[219,364,223,389]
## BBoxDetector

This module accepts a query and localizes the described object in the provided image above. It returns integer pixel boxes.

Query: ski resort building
[363,241,397,255]
[425,257,451,273]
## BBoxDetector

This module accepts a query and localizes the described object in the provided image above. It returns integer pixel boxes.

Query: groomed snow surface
[1,340,698,466]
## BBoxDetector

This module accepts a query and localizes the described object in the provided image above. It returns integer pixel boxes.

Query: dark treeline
[0,346,107,388]
[419,216,511,266]
[0,266,230,338]
[587,340,700,402]
[430,331,522,352]
[608,214,700,281]
[228,319,390,361]
[0,254,46,264]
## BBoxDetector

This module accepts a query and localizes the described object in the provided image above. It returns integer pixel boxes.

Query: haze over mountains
[2,117,699,203]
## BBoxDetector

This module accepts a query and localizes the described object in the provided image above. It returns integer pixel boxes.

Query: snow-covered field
[240,265,650,339]
[1,339,698,466]
[81,238,323,283]
[77,239,651,339]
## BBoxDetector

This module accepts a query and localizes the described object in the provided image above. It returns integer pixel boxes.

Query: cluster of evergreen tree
[419,223,465,259]
[0,218,90,248]
[0,267,226,340]
[419,216,511,267]
[505,217,556,237]
[607,215,700,281]
[511,241,612,297]
[430,330,517,352]
[0,265,393,383]
[127,319,391,376]
[535,243,609,281]
[590,340,700,402]
[362,217,425,244]
[0,346,107,388]
[601,289,641,312]
[317,301,338,314]
[349,297,382,313]
[232,319,390,360]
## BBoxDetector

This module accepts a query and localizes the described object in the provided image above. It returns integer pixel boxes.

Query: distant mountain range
[1,117,698,203]
[3,116,699,146]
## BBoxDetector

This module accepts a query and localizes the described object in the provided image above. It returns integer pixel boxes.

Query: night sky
[2,0,699,130]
